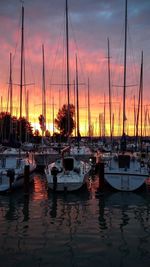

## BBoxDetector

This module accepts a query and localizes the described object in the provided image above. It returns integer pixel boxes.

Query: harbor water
[0,173,150,267]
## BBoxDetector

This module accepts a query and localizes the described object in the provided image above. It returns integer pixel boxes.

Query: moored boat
[104,152,149,191]
[104,0,149,191]
[45,146,91,192]
[0,150,36,192]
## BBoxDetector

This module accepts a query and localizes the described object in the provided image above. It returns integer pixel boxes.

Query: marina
[0,0,150,266]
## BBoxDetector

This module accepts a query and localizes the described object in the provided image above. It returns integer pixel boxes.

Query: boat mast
[75,54,80,147]
[9,53,13,115]
[122,0,127,135]
[140,51,143,149]
[52,96,55,135]
[20,5,24,118]
[103,93,106,140]
[87,77,91,138]
[26,89,29,122]
[73,79,77,137]
[136,51,143,147]
[42,44,46,136]
[134,95,136,137]
[107,38,112,142]
[65,0,70,136]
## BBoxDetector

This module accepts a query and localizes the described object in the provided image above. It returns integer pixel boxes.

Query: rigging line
[49,21,65,119]
[62,14,66,101]
[49,15,65,86]
[111,24,124,99]
[24,35,36,86]
[128,25,139,96]
[111,25,124,77]
[68,13,87,85]
[12,11,22,68]
[68,14,90,115]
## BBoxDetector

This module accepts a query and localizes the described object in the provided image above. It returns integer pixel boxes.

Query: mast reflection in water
[0,173,150,267]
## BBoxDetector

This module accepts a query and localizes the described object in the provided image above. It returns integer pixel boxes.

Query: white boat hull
[45,154,91,192]
[0,154,36,193]
[104,152,149,191]
[46,170,87,192]
[105,172,148,191]
[0,170,35,193]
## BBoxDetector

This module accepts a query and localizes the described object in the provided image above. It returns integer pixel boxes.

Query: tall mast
[140,51,143,147]
[136,52,143,144]
[42,44,46,135]
[65,0,70,136]
[87,78,91,138]
[133,95,136,137]
[73,79,77,137]
[9,53,13,115]
[20,5,24,118]
[122,0,127,135]
[75,55,80,146]
[26,89,29,122]
[103,93,106,139]
[52,96,54,135]
[107,38,112,141]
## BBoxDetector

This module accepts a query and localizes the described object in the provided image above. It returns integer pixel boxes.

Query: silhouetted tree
[55,104,75,137]
[0,112,33,144]
[0,112,11,141]
[17,117,33,143]
[38,114,46,133]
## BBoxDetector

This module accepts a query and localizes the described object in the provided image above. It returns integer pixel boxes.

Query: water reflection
[50,193,57,218]
[32,173,48,201]
[0,174,150,267]
[97,191,150,267]
[22,195,29,222]
[98,196,107,230]
[4,195,17,221]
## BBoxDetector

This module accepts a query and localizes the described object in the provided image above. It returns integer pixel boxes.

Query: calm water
[0,173,150,267]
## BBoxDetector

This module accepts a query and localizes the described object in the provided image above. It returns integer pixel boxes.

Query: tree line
[0,103,76,145]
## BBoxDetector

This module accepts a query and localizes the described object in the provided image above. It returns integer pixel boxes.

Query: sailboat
[104,0,149,192]
[0,4,36,193]
[45,0,91,192]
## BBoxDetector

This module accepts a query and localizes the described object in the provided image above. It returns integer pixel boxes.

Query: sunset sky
[0,0,150,136]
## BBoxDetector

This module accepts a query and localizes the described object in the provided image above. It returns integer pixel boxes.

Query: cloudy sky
[0,0,150,134]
